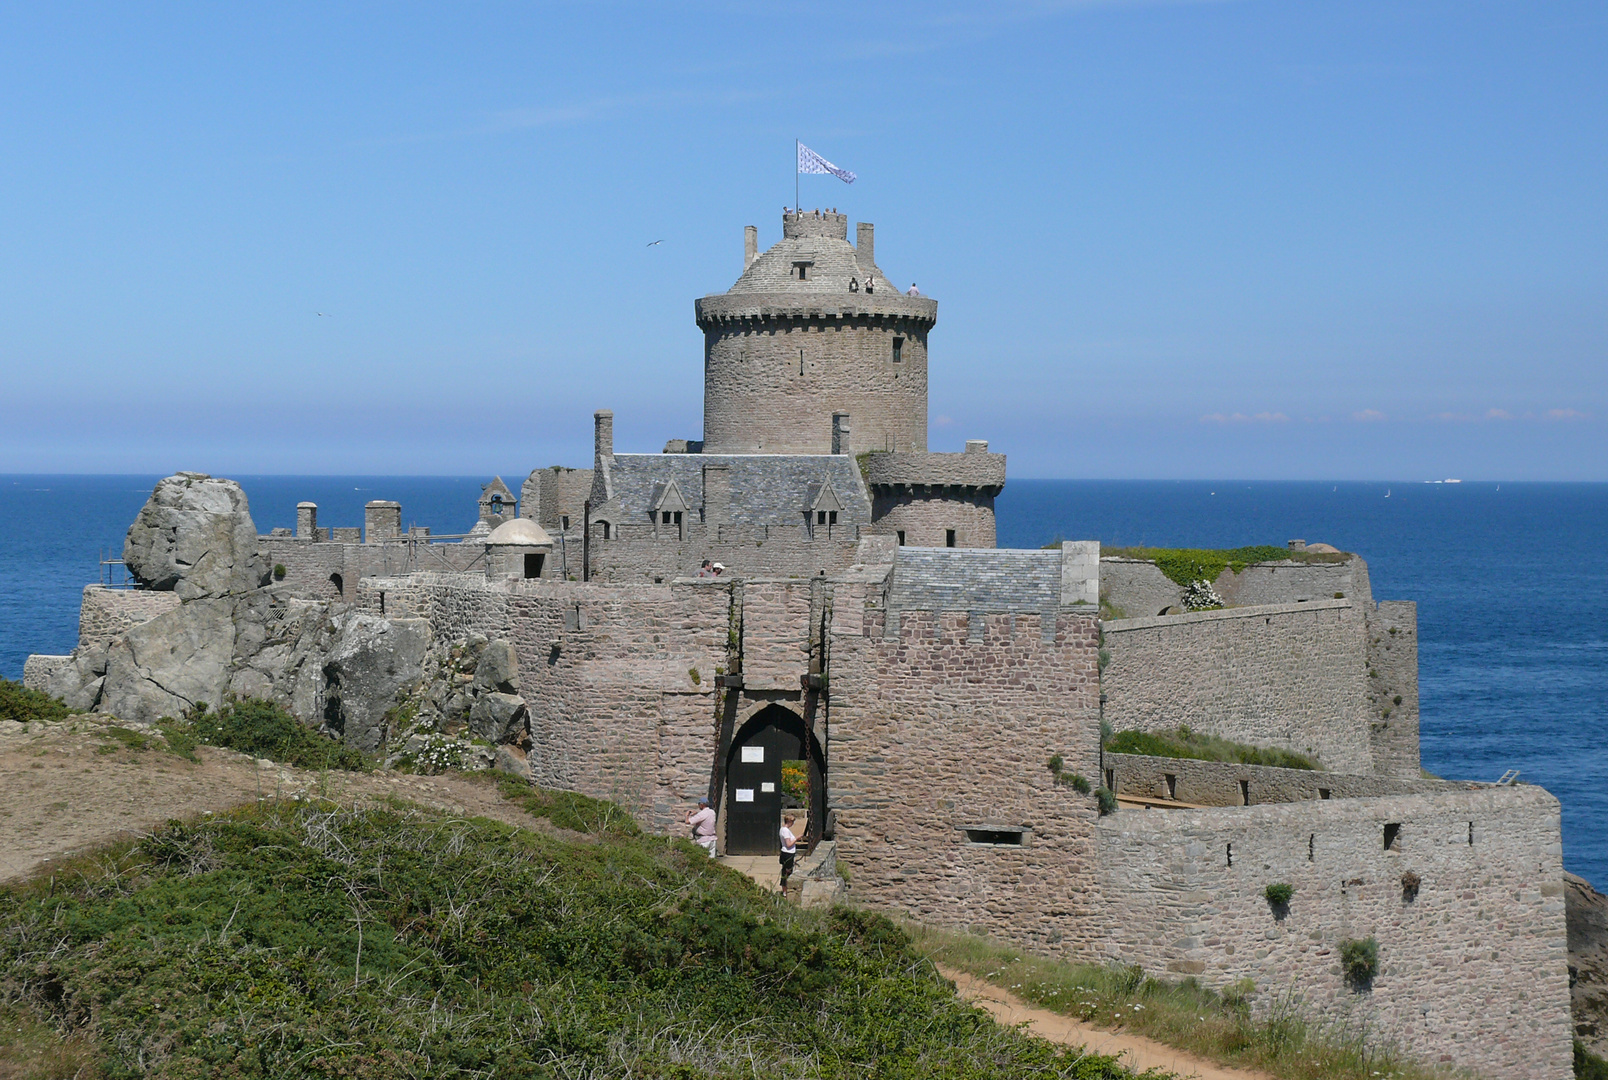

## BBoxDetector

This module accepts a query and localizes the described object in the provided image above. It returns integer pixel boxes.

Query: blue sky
[1,1,1602,479]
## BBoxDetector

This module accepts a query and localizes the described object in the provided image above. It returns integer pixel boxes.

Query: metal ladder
[1496,770,1521,786]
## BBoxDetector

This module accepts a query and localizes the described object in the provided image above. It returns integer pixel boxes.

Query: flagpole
[794,139,799,212]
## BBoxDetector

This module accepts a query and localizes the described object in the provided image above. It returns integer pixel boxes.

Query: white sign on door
[761,782,775,793]
[741,746,764,763]
[734,788,755,803]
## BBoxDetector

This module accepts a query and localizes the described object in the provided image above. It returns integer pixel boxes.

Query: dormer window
[792,261,814,281]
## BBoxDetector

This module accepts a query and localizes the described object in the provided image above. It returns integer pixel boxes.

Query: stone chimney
[364,500,401,543]
[1288,539,1307,552]
[296,502,318,541]
[594,410,614,463]
[965,439,988,454]
[744,225,758,269]
[856,222,874,271]
[702,463,731,528]
[832,412,851,455]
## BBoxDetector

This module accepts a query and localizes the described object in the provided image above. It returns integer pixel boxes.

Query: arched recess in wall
[724,703,825,856]
[329,572,344,597]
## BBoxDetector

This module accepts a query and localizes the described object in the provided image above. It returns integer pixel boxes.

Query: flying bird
[316,312,331,317]
[646,240,663,247]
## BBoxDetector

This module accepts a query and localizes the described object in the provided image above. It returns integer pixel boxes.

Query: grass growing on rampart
[0,797,1147,1080]
[1106,726,1320,771]
[0,678,78,722]
[908,924,1447,1080]
[1099,545,1348,587]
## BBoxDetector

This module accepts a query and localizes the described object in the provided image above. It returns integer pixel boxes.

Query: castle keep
[26,209,1572,1079]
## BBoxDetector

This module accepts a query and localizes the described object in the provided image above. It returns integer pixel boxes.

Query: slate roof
[602,454,872,527]
[887,548,1061,613]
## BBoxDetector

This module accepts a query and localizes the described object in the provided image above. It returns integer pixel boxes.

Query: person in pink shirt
[686,796,716,856]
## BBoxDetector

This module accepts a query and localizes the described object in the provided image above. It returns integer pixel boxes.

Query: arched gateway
[723,704,825,856]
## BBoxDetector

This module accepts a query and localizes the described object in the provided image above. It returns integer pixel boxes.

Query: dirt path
[938,964,1276,1080]
[0,714,543,885]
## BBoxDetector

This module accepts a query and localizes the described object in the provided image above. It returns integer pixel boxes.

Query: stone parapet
[694,292,937,326]
[1104,752,1475,807]
[865,450,1006,490]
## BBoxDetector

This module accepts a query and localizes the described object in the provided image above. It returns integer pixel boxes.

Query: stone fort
[26,209,1571,1078]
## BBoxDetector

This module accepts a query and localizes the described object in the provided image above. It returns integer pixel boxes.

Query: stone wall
[1100,556,1371,618]
[261,537,487,601]
[825,591,1105,952]
[1104,752,1471,807]
[1092,786,1572,1080]
[1364,601,1420,778]
[1100,601,1372,774]
[522,466,593,534]
[868,489,997,548]
[76,586,181,650]
[22,654,71,692]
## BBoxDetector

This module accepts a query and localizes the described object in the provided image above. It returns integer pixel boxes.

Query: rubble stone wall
[868,489,997,548]
[77,586,181,650]
[1092,786,1572,1080]
[1364,601,1421,778]
[1104,752,1470,807]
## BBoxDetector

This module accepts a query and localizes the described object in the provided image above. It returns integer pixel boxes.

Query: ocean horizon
[4,474,1605,885]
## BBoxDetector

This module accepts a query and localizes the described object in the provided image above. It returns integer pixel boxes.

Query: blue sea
[3,476,1605,885]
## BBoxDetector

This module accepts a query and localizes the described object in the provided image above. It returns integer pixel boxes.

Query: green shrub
[1105,727,1320,771]
[0,801,1132,1079]
[1046,755,1093,794]
[1095,787,1118,815]
[1339,936,1379,987]
[175,697,370,771]
[1264,882,1294,907]
[1577,1040,1608,1080]
[272,563,287,580]
[0,677,77,722]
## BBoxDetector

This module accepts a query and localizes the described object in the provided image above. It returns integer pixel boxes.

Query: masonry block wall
[869,489,997,548]
[522,466,593,534]
[1092,786,1572,1080]
[1101,600,1373,773]
[1100,556,1371,618]
[77,586,181,650]
[825,598,1104,951]
[586,523,863,583]
[261,537,487,601]
[1365,601,1421,778]
[503,581,730,833]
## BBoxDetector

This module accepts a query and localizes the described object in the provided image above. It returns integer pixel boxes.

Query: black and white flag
[797,143,856,184]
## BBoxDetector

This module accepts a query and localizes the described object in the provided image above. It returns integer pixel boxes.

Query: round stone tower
[695,211,937,455]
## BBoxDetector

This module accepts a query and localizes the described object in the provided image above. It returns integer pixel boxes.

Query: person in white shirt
[687,796,716,855]
[778,813,799,889]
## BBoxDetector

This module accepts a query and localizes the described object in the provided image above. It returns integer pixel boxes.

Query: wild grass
[1106,726,1321,771]
[167,697,370,772]
[0,797,1149,1079]
[1100,545,1348,587]
[908,924,1451,1080]
[0,678,78,722]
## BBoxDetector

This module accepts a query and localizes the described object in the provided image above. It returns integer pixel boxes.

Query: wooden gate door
[725,710,804,855]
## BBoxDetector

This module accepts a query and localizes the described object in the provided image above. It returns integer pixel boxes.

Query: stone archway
[724,704,825,856]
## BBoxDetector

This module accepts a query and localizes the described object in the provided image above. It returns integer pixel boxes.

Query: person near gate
[687,796,716,855]
[779,813,799,889]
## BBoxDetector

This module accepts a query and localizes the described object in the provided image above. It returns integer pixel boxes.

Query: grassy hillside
[0,792,1147,1079]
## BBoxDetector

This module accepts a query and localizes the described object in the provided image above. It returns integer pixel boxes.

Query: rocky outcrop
[1569,871,1608,1054]
[381,634,533,773]
[123,472,269,600]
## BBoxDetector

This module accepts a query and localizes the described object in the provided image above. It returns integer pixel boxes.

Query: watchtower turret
[695,212,937,455]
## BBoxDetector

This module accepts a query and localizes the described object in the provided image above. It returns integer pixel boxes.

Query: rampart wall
[825,593,1104,952]
[77,586,181,650]
[1364,601,1420,778]
[1101,600,1372,774]
[1100,556,1370,618]
[262,537,486,601]
[1104,752,1470,807]
[1092,786,1572,1080]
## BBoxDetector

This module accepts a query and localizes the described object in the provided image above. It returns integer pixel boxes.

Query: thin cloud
[1351,409,1387,422]
[1546,408,1590,421]
[1486,409,1512,420]
[1201,411,1289,424]
[1428,412,1473,422]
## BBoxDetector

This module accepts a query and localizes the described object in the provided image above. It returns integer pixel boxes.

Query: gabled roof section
[479,476,514,505]
[648,479,690,514]
[803,480,844,514]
